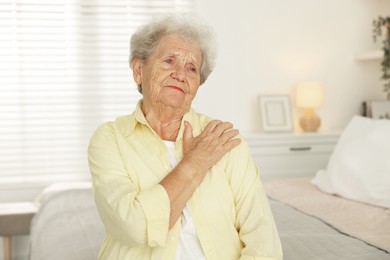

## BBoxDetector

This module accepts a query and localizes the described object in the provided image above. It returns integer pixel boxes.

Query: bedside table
[0,202,38,260]
[243,131,340,179]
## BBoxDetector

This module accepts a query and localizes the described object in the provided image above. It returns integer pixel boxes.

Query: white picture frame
[258,95,293,132]
[371,100,390,119]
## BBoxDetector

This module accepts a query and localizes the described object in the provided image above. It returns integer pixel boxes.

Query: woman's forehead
[156,34,201,58]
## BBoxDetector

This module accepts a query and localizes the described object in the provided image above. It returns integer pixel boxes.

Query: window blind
[0,0,194,183]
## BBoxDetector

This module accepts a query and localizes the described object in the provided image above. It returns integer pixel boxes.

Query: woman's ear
[132,59,142,85]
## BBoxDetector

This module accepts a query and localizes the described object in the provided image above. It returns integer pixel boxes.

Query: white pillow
[312,116,390,208]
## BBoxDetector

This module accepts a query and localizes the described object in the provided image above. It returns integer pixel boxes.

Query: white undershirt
[163,141,206,260]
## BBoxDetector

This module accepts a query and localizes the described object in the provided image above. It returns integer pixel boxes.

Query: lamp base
[300,108,321,132]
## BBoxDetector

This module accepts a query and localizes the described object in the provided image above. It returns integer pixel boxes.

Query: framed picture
[371,100,390,119]
[258,95,293,132]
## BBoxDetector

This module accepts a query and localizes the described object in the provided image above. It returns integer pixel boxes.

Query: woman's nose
[170,66,186,82]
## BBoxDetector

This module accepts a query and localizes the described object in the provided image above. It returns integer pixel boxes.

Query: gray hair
[129,14,217,93]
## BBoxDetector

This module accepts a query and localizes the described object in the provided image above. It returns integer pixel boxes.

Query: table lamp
[296,82,324,132]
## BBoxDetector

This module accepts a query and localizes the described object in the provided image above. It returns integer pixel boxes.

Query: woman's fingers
[201,120,222,135]
[198,120,240,151]
[223,136,241,150]
[182,120,241,171]
[211,121,233,138]
[204,120,239,145]
[219,128,240,144]
[183,121,193,142]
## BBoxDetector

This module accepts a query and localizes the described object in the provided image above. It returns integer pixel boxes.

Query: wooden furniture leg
[3,236,11,260]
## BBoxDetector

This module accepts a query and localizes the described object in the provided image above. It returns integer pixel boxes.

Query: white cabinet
[243,131,340,179]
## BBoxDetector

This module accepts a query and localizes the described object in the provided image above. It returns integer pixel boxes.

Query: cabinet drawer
[250,144,336,156]
[252,152,332,179]
[244,131,340,179]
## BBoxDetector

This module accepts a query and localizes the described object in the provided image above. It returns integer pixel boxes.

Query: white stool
[0,202,37,260]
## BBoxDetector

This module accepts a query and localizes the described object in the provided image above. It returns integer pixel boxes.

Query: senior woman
[88,14,282,260]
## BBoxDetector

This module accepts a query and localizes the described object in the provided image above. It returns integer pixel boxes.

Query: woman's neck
[141,102,184,141]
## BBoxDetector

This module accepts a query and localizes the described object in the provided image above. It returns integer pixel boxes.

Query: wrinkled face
[133,34,202,111]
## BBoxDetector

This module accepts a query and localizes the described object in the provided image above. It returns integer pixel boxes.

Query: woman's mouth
[166,85,185,93]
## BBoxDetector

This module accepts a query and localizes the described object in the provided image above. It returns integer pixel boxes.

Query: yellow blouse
[88,101,283,260]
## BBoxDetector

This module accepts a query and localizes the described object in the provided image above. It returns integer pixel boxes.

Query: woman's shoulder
[187,107,213,128]
[90,114,134,139]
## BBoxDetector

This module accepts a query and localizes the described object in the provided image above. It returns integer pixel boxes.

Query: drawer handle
[290,146,311,151]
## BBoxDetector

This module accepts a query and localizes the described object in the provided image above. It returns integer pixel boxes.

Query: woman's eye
[164,59,173,64]
[188,67,197,73]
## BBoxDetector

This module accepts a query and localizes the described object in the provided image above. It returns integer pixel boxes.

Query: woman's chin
[161,96,190,110]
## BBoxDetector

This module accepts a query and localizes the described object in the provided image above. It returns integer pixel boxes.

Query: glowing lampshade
[296,82,324,132]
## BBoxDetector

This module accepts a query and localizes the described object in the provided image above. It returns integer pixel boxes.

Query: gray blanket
[264,177,390,252]
[270,199,390,260]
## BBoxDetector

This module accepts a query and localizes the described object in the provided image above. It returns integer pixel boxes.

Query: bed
[29,116,390,259]
[28,178,390,260]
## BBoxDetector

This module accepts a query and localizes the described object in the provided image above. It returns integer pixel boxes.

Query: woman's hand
[182,120,241,173]
[160,120,241,229]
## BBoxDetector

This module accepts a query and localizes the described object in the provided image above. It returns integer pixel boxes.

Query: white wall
[194,0,390,132]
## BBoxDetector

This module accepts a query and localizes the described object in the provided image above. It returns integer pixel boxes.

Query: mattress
[29,180,390,259]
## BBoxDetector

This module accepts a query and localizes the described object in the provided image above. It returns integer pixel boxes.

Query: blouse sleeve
[88,123,171,247]
[224,139,283,260]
